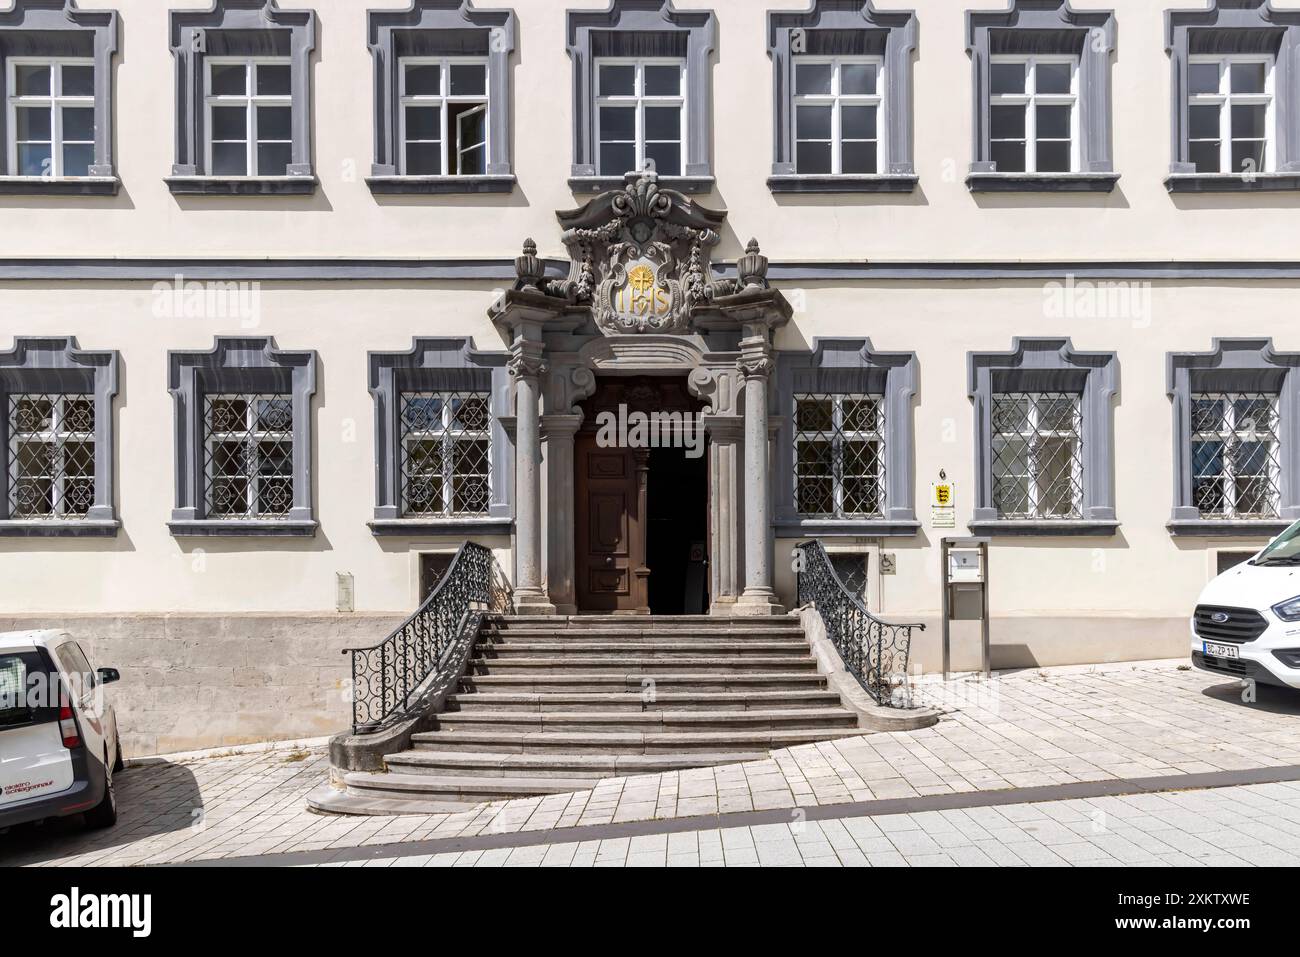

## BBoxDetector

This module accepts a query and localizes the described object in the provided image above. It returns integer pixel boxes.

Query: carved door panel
[575,435,649,613]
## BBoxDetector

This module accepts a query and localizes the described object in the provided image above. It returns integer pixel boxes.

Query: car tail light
[59,704,81,750]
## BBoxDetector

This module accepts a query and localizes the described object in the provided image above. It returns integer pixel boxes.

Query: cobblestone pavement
[333,781,1300,868]
[4,659,1299,867]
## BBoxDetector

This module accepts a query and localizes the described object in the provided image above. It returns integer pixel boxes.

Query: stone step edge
[385,749,772,772]
[435,708,857,724]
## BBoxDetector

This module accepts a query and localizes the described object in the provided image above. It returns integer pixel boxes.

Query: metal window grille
[829,552,870,601]
[1190,392,1281,519]
[400,392,491,517]
[794,393,886,518]
[203,394,294,519]
[7,393,95,519]
[991,392,1083,519]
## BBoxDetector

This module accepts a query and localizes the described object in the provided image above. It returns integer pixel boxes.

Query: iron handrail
[341,541,502,734]
[795,539,925,707]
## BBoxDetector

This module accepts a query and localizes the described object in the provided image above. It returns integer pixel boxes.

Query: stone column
[703,415,743,614]
[736,338,783,615]
[509,340,556,615]
[542,413,582,615]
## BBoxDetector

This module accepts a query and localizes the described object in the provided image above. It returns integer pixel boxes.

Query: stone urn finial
[515,238,544,291]
[737,237,769,289]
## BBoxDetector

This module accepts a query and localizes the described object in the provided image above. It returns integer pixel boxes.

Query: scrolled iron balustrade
[795,540,924,707]
[343,541,507,734]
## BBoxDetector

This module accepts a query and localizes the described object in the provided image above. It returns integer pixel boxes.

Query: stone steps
[465,655,819,673]
[458,672,830,693]
[480,627,807,640]
[445,689,844,712]
[383,749,770,780]
[474,641,809,657]
[433,707,858,733]
[408,727,863,754]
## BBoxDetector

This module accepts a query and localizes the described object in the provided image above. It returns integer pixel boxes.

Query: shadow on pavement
[1201,679,1300,716]
[0,760,204,865]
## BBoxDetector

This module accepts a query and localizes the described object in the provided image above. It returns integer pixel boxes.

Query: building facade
[2,0,1299,755]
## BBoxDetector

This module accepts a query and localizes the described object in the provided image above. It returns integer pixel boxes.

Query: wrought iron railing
[795,540,924,707]
[343,541,507,734]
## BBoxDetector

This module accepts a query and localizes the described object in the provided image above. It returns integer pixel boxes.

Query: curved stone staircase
[311,614,864,814]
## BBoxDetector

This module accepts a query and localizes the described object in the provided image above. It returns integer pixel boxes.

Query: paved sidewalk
[321,781,1300,868]
[4,659,1298,866]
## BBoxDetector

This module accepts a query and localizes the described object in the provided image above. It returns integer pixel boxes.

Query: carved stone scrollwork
[738,352,776,381]
[508,342,548,381]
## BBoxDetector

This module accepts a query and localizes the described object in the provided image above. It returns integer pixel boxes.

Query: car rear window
[0,651,60,728]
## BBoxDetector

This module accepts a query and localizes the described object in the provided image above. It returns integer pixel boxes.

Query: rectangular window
[6,394,95,519]
[205,58,292,177]
[794,394,885,518]
[1190,392,1280,519]
[792,56,882,175]
[6,58,95,178]
[399,58,489,176]
[829,552,870,602]
[1187,56,1273,175]
[203,394,294,519]
[991,393,1083,519]
[988,56,1077,174]
[400,392,491,517]
[595,58,685,177]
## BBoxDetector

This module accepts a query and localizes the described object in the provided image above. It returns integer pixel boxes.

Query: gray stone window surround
[368,337,513,536]
[968,337,1119,536]
[1165,0,1300,192]
[774,338,920,538]
[168,337,317,536]
[165,0,317,196]
[765,0,919,194]
[565,0,717,195]
[0,0,119,195]
[966,0,1119,193]
[1167,338,1300,536]
[0,336,118,536]
[366,0,517,195]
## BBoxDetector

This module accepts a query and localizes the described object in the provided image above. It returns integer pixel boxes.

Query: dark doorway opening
[647,444,709,615]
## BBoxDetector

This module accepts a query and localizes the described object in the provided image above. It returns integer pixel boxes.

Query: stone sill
[967,519,1120,537]
[767,174,918,194]
[775,519,922,538]
[168,520,318,538]
[369,518,513,537]
[0,176,120,196]
[966,172,1120,193]
[1167,520,1290,538]
[165,176,318,196]
[0,519,119,538]
[366,174,515,195]
[1165,173,1300,193]
[567,175,714,195]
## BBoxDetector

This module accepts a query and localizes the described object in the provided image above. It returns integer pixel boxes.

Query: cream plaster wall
[7,0,1300,262]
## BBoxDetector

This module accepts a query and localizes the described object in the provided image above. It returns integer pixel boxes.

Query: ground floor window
[1190,392,1280,519]
[6,393,94,518]
[400,391,491,517]
[991,392,1083,519]
[794,393,885,518]
[203,393,294,518]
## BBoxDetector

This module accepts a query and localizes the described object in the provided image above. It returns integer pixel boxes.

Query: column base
[513,589,558,616]
[734,590,786,617]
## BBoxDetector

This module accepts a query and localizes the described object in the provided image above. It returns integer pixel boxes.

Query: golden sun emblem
[627,264,656,294]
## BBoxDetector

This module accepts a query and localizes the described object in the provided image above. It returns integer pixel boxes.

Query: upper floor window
[988,56,1077,174]
[6,59,95,177]
[1186,56,1273,176]
[205,58,292,178]
[791,57,882,176]
[794,393,885,519]
[398,58,488,177]
[595,58,685,177]
[990,392,1082,519]
[1190,393,1280,520]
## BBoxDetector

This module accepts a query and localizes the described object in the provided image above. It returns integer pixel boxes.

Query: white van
[1192,523,1300,689]
[0,631,122,832]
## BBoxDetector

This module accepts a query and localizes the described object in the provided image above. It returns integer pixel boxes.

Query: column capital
[737,336,776,381]
[508,340,548,381]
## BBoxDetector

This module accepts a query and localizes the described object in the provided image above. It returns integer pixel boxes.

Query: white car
[1192,522,1300,689]
[0,631,122,832]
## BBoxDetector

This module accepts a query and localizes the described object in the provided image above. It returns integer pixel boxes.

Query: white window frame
[5,57,95,179]
[594,56,687,177]
[988,54,1079,174]
[794,393,886,519]
[401,391,492,517]
[790,55,885,176]
[203,56,293,178]
[8,394,95,519]
[1187,54,1275,176]
[991,392,1083,519]
[1190,392,1281,519]
[204,394,294,519]
[397,56,490,177]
